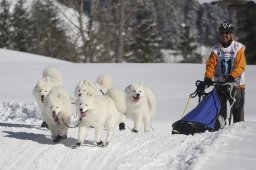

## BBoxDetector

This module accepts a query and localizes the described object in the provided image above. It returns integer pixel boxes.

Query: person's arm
[205,51,218,80]
[229,47,246,79]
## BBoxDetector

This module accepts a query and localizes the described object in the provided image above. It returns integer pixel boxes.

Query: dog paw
[119,123,125,130]
[41,121,47,127]
[53,135,62,143]
[62,135,67,140]
[96,140,104,147]
[72,142,81,149]
[97,141,109,147]
[132,128,138,133]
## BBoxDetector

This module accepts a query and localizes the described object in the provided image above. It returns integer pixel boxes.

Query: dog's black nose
[136,93,140,97]
[80,108,83,112]
[41,95,44,98]
[52,111,56,115]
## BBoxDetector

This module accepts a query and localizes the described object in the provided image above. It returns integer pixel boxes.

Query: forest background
[0,0,255,64]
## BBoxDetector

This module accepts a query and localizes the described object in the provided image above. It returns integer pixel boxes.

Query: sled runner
[172,80,236,135]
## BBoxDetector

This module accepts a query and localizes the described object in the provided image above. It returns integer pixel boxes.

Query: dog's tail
[96,74,112,94]
[107,87,127,113]
[42,67,63,84]
[144,86,156,115]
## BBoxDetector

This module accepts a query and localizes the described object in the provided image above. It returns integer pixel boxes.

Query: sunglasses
[220,32,231,35]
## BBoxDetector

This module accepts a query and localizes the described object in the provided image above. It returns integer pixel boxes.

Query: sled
[172,81,236,135]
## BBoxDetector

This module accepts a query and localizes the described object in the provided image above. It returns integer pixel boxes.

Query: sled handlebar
[191,80,237,102]
[195,80,236,86]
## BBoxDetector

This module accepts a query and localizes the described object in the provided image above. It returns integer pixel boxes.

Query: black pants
[218,87,245,123]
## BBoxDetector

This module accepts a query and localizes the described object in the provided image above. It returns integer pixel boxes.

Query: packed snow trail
[1,101,256,170]
[0,122,216,170]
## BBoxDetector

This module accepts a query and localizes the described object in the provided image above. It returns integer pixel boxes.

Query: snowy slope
[0,49,256,170]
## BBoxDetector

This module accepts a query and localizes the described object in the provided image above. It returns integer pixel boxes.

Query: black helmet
[218,21,234,33]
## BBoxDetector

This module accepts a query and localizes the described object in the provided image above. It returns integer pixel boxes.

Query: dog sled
[172,80,237,135]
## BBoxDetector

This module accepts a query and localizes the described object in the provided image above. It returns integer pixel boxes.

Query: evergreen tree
[10,0,33,52]
[177,25,201,63]
[124,4,162,63]
[30,0,77,61]
[0,0,11,48]
[92,4,115,62]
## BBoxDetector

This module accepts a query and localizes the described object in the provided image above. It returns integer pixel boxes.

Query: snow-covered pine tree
[124,3,162,63]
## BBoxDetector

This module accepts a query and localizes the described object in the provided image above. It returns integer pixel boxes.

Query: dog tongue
[132,96,139,102]
[134,99,139,102]
[54,117,59,122]
[81,112,87,117]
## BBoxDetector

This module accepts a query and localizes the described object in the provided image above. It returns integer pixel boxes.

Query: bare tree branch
[51,1,80,30]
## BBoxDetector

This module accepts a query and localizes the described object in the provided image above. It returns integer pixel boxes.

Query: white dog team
[33,67,156,147]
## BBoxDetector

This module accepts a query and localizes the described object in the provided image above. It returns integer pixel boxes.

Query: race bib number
[219,57,234,75]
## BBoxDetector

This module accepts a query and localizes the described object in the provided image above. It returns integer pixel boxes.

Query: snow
[0,48,256,170]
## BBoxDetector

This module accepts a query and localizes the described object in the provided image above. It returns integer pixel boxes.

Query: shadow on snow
[0,122,77,146]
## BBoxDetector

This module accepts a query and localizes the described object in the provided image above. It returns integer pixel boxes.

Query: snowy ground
[0,49,255,170]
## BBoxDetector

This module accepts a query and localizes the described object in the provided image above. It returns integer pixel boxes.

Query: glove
[225,75,235,83]
[204,77,213,87]
[196,78,213,95]
[197,81,206,93]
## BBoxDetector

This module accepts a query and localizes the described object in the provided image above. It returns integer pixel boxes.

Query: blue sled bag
[172,88,221,135]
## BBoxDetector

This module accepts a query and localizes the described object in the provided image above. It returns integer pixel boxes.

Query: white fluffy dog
[73,87,126,148]
[32,67,63,127]
[43,86,72,143]
[124,83,156,133]
[74,79,104,122]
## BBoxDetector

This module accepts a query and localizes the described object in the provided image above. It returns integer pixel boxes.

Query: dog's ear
[125,84,132,91]
[81,80,88,85]
[57,94,61,99]
[43,77,48,82]
[139,82,144,87]
[78,80,84,86]
[96,74,102,84]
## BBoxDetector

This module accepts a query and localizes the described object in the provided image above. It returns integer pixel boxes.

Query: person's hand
[225,75,235,83]
[196,78,212,95]
[204,78,213,87]
[197,81,206,93]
